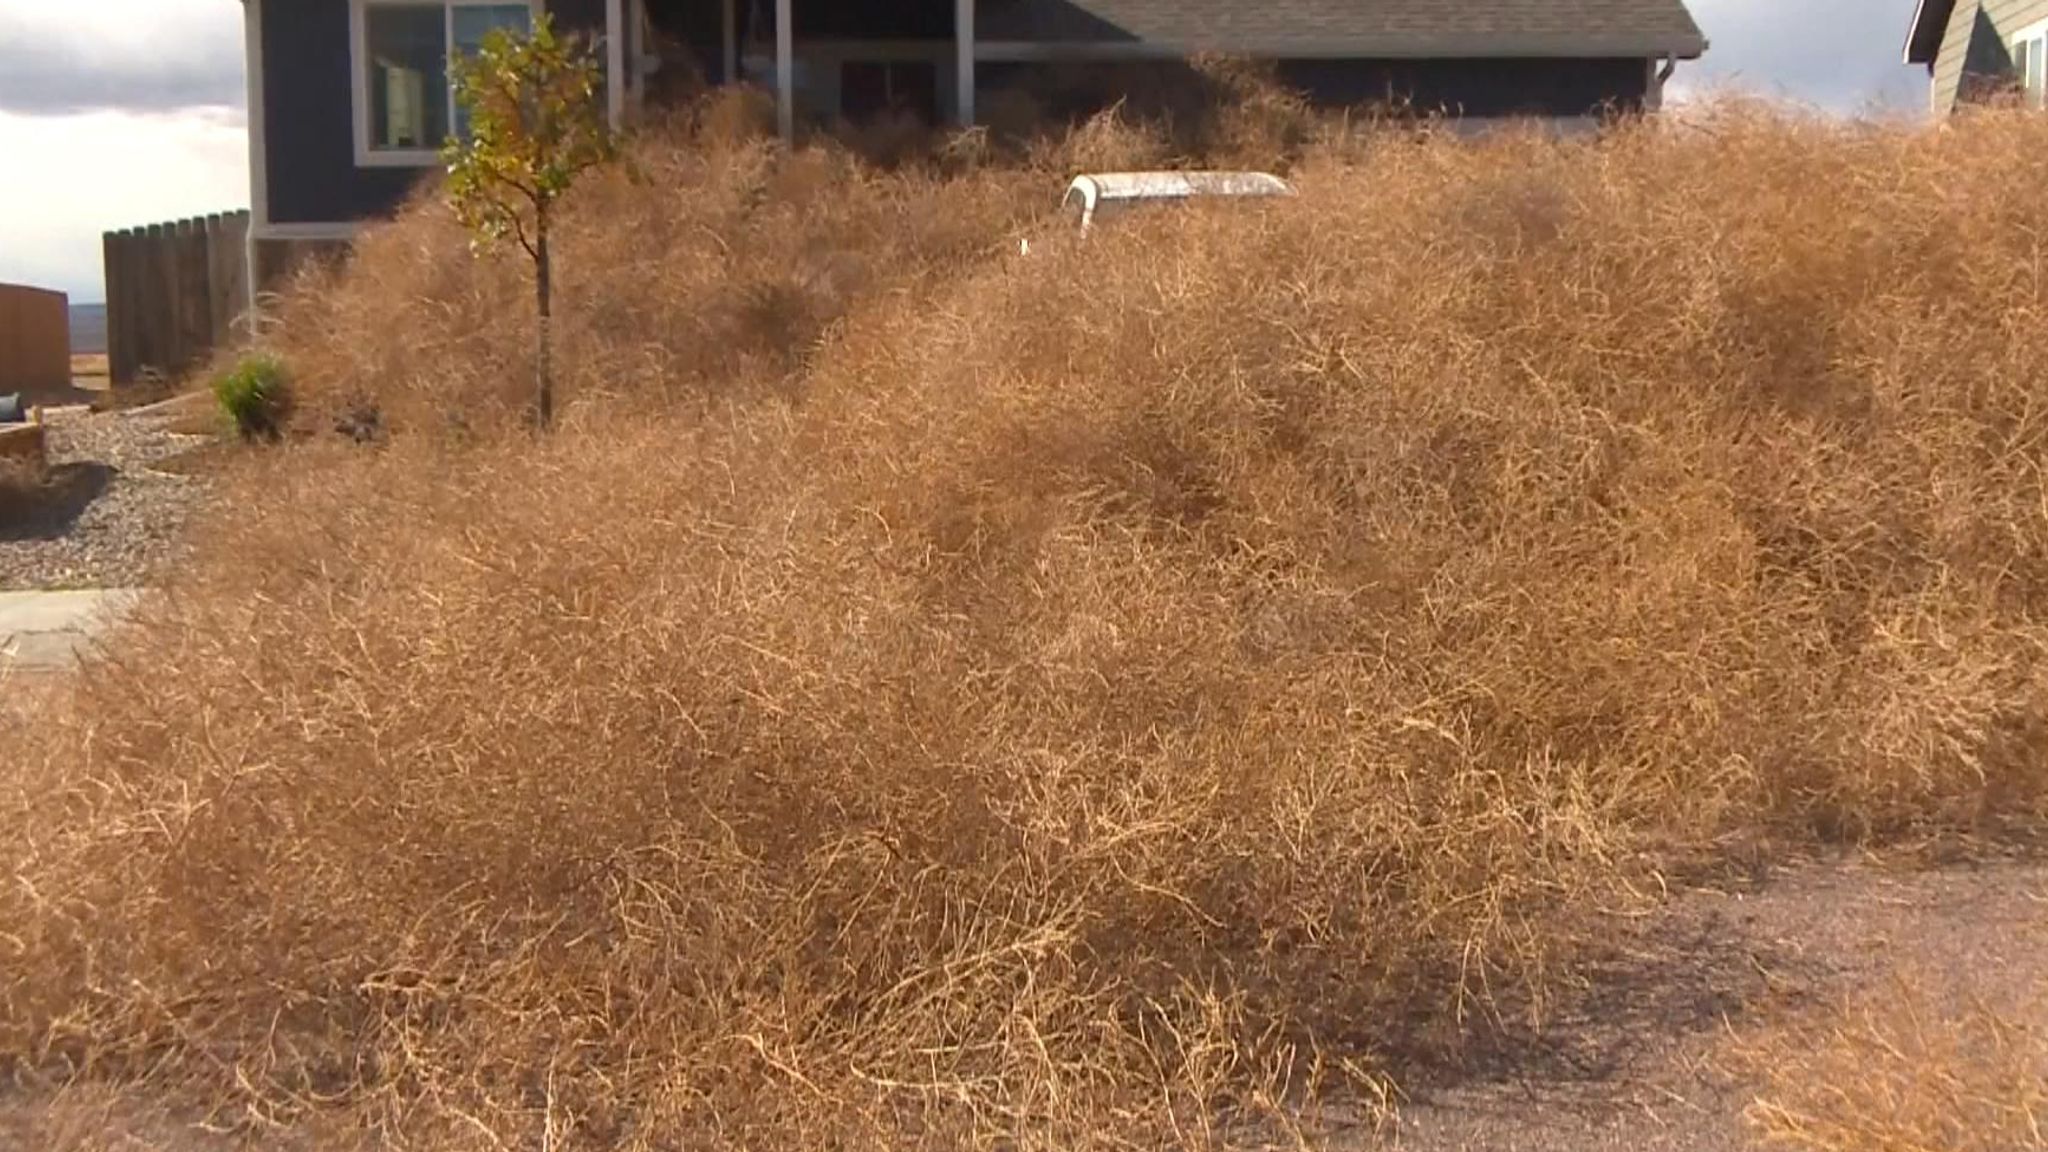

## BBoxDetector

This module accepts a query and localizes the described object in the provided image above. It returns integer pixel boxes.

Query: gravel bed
[0,407,213,590]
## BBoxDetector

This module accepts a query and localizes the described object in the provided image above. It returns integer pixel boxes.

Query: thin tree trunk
[534,206,554,430]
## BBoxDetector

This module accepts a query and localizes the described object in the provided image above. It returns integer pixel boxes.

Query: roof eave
[980,34,1709,61]
[1360,35,1710,60]
[1903,0,1955,65]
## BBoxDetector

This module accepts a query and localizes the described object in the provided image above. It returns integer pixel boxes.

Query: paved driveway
[0,589,141,674]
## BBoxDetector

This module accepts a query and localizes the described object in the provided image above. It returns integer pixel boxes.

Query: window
[451,5,538,137]
[353,0,536,165]
[2015,22,2048,108]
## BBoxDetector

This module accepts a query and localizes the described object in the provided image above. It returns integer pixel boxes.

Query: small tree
[444,14,616,429]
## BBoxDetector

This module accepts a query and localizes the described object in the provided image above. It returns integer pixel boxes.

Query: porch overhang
[973,0,1708,62]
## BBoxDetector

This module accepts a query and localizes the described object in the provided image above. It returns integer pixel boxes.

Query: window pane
[452,4,531,56]
[366,4,449,151]
[452,5,534,139]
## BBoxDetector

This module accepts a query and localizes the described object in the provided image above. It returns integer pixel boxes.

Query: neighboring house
[1906,0,2047,117]
[237,0,1707,283]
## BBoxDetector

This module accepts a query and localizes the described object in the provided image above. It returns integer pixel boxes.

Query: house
[1906,0,2047,116]
[237,0,1707,282]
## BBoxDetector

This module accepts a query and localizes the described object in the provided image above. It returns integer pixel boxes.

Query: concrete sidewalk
[0,589,142,674]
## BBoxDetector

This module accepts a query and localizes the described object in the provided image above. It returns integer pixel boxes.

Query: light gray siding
[1937,0,2048,116]
[1932,0,1982,116]
[1984,0,2048,35]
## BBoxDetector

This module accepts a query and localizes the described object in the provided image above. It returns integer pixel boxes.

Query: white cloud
[0,0,239,51]
[0,0,247,301]
[0,110,249,302]
[0,0,244,116]
[1676,0,1926,114]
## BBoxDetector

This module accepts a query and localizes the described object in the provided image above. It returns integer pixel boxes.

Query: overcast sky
[0,0,1926,301]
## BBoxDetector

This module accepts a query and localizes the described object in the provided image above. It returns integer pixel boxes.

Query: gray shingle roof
[976,0,1709,60]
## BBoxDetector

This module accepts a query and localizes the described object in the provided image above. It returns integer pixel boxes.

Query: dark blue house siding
[977,56,1652,126]
[261,0,422,224]
[1277,57,1650,116]
[260,0,611,227]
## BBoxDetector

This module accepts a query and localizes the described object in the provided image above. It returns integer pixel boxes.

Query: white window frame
[350,0,545,168]
[2015,17,2048,108]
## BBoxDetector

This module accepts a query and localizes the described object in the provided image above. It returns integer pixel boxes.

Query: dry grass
[262,90,1053,435]
[70,354,109,383]
[1741,972,2048,1151]
[6,91,2048,1149]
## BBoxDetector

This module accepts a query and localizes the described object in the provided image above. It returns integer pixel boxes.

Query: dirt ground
[1379,854,2048,1152]
[0,852,2039,1151]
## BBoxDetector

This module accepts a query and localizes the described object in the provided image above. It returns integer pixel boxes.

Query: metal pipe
[955,0,974,126]
[775,0,793,139]
[722,0,737,85]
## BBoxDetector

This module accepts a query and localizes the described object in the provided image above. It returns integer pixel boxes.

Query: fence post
[120,227,140,386]
[141,222,168,382]
[118,229,129,384]
[208,219,227,356]
[103,229,127,385]
[209,211,251,344]
[122,227,145,384]
[101,210,259,388]
[227,211,252,342]
[169,219,189,378]
[180,217,210,376]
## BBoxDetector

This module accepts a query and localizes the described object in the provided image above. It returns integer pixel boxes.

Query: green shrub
[213,353,291,440]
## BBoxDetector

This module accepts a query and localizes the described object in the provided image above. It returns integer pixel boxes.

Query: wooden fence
[103,211,251,387]
[0,283,70,393]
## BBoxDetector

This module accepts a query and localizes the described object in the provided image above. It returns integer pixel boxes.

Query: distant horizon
[68,299,108,355]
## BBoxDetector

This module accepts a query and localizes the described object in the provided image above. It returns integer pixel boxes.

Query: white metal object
[1059,170,1294,231]
[1019,170,1294,255]
[775,0,793,138]
[955,0,975,125]
[607,0,626,124]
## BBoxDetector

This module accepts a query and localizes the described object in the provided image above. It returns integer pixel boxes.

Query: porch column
[243,0,267,335]
[722,0,737,85]
[775,0,793,138]
[606,0,625,125]
[1648,54,1676,112]
[954,0,974,125]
